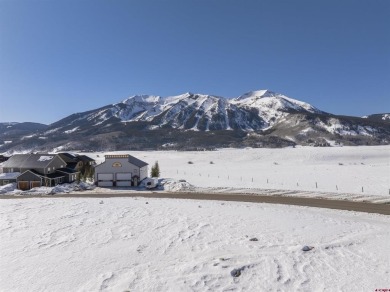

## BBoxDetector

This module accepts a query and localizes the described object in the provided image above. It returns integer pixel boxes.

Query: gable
[17,170,43,181]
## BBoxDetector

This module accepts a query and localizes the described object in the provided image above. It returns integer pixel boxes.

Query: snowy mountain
[362,113,390,122]
[0,122,48,141]
[48,90,324,132]
[1,90,389,152]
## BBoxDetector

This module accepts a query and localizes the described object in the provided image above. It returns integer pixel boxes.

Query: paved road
[1,191,389,215]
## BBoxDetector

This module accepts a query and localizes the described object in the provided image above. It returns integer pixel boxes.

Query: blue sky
[0,0,389,124]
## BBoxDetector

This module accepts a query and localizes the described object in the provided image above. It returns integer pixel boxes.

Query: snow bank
[0,197,389,291]
[161,179,195,192]
[0,183,17,194]
[0,182,95,196]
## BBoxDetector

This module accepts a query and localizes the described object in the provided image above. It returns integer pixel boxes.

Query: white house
[94,154,148,187]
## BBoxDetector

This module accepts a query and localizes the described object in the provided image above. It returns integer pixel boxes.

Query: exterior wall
[4,167,32,173]
[94,158,140,182]
[56,171,78,183]
[42,156,67,175]
[3,167,18,173]
[139,166,148,181]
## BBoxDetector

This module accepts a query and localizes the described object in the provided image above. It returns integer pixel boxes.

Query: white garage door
[98,173,114,181]
[98,181,114,187]
[116,173,132,180]
[116,181,132,187]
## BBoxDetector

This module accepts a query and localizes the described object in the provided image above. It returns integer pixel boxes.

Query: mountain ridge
[0,90,389,153]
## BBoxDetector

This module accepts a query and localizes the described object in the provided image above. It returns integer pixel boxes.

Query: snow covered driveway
[1,197,389,291]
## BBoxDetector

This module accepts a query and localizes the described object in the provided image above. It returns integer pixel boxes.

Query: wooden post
[316,182,318,188]
[336,185,338,190]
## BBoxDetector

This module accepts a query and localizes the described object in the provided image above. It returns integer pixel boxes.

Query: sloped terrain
[1,90,389,153]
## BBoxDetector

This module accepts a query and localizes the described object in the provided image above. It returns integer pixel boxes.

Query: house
[94,154,148,187]
[57,153,95,178]
[0,172,20,186]
[2,154,67,174]
[2,153,79,190]
[0,155,9,163]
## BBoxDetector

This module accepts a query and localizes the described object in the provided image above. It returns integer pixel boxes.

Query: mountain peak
[121,95,161,105]
[235,90,277,101]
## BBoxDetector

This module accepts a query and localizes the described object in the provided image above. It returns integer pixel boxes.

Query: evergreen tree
[151,161,160,177]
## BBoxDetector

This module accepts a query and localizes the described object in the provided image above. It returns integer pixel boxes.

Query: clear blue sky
[0,0,389,124]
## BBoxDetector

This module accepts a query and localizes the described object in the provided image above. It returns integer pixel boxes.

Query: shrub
[151,161,160,177]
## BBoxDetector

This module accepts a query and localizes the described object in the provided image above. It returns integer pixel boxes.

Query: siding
[95,158,140,181]
[17,171,43,183]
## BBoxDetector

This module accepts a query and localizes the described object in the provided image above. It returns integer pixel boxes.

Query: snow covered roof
[0,172,20,180]
[2,154,63,169]
[128,155,148,167]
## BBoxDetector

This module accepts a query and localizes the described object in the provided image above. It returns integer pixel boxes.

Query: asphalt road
[1,191,389,215]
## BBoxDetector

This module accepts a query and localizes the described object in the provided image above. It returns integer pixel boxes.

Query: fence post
[316,182,318,189]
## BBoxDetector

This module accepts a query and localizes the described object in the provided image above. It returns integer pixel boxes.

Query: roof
[77,155,95,162]
[2,154,64,169]
[57,168,79,174]
[46,172,66,179]
[103,154,148,167]
[128,155,148,167]
[58,153,78,163]
[19,169,45,179]
[0,172,20,180]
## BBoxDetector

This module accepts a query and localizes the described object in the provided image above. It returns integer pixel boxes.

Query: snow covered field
[88,145,390,198]
[1,197,389,291]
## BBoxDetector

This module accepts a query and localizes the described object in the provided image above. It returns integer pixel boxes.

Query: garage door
[116,181,132,187]
[116,173,132,180]
[98,173,114,180]
[18,181,30,191]
[30,181,41,189]
[98,181,114,187]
